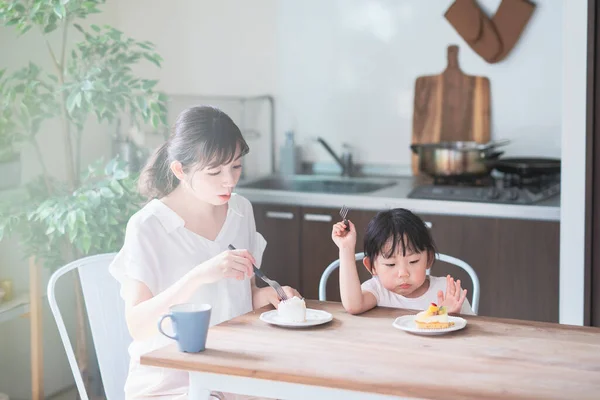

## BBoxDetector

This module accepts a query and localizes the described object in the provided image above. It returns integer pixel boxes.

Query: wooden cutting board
[412,45,491,174]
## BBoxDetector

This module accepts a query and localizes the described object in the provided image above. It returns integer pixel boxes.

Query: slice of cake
[415,303,455,329]
[277,296,306,322]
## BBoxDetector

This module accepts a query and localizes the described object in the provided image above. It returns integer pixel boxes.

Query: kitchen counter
[235,175,560,222]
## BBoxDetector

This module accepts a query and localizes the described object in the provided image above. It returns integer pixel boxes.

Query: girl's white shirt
[109,194,266,399]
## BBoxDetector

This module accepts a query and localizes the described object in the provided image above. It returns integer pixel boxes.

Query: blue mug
[158,303,212,353]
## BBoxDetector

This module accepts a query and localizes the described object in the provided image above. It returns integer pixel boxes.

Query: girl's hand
[331,220,357,250]
[265,286,302,308]
[198,249,255,283]
[437,275,468,314]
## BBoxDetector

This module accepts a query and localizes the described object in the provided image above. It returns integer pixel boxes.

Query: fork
[340,205,350,231]
[227,244,288,301]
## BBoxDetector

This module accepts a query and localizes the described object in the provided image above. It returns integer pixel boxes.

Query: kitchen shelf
[0,292,30,324]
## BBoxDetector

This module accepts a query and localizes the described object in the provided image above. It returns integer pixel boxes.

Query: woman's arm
[123,249,254,341]
[122,268,205,341]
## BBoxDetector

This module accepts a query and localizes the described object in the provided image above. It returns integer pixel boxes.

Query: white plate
[392,315,467,336]
[260,308,333,328]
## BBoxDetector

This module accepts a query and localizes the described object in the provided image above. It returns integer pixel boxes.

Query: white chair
[47,253,131,400]
[318,252,480,314]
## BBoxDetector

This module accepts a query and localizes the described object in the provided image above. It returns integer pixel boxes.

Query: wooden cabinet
[252,204,301,291]
[420,214,560,322]
[298,207,340,299]
[252,203,560,323]
[300,207,377,301]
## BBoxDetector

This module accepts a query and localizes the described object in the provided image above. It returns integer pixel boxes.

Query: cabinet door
[252,204,301,291]
[494,219,559,323]
[418,213,497,314]
[300,207,377,301]
[419,213,559,323]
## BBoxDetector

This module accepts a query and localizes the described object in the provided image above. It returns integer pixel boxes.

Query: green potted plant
[0,0,168,393]
[0,0,167,262]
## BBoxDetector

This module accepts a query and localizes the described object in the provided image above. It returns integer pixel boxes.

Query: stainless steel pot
[410,139,510,177]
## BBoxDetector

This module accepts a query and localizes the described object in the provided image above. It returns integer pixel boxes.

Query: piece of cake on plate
[414,303,455,329]
[277,296,306,322]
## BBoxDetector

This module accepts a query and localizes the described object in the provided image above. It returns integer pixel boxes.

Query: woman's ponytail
[138,141,179,199]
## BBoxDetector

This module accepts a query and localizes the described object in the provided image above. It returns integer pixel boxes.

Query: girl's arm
[338,246,377,314]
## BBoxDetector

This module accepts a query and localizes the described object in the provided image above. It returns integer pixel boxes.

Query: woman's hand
[264,286,302,309]
[437,275,468,313]
[197,249,255,284]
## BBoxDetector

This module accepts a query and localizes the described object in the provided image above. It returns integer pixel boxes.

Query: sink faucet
[316,137,354,177]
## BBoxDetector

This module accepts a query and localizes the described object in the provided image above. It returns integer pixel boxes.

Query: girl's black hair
[138,105,249,199]
[363,208,437,269]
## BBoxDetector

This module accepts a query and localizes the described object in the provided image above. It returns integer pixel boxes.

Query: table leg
[189,372,212,399]
[29,257,43,400]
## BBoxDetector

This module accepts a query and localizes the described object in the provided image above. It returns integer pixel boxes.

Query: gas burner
[408,173,561,205]
[432,175,494,187]
[501,172,560,190]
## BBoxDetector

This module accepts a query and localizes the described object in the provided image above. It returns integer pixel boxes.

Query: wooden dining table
[141,300,600,399]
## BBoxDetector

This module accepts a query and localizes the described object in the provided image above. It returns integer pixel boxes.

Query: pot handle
[481,139,511,150]
[485,151,504,159]
[480,152,504,167]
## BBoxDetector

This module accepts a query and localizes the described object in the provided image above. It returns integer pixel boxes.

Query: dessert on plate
[277,296,306,322]
[414,303,455,329]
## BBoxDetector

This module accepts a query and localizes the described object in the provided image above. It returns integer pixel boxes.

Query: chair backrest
[318,252,480,314]
[47,253,131,400]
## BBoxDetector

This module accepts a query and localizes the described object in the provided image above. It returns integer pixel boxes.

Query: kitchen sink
[238,175,397,194]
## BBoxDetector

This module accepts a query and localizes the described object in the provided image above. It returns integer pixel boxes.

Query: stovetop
[408,173,561,205]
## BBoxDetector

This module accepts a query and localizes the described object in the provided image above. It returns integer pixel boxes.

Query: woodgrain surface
[142,301,600,399]
[412,45,491,174]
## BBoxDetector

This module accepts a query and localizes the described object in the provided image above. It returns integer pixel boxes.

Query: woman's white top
[109,194,267,399]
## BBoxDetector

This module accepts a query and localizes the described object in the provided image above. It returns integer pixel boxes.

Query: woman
[110,106,300,399]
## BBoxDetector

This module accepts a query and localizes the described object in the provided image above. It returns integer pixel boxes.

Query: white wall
[560,1,588,325]
[114,0,279,177]
[112,0,564,175]
[114,0,277,96]
[276,0,563,169]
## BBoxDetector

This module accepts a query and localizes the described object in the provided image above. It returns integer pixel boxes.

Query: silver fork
[340,205,350,231]
[227,244,288,301]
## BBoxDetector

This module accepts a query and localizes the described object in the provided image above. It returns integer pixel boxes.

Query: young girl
[331,208,474,316]
[110,106,300,400]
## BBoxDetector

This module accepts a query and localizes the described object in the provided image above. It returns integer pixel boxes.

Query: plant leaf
[151,114,160,128]
[66,91,82,113]
[67,211,77,231]
[54,4,66,19]
[100,187,114,198]
[143,53,161,67]
[81,234,92,253]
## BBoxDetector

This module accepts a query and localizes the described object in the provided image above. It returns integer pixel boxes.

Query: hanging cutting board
[411,45,491,174]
